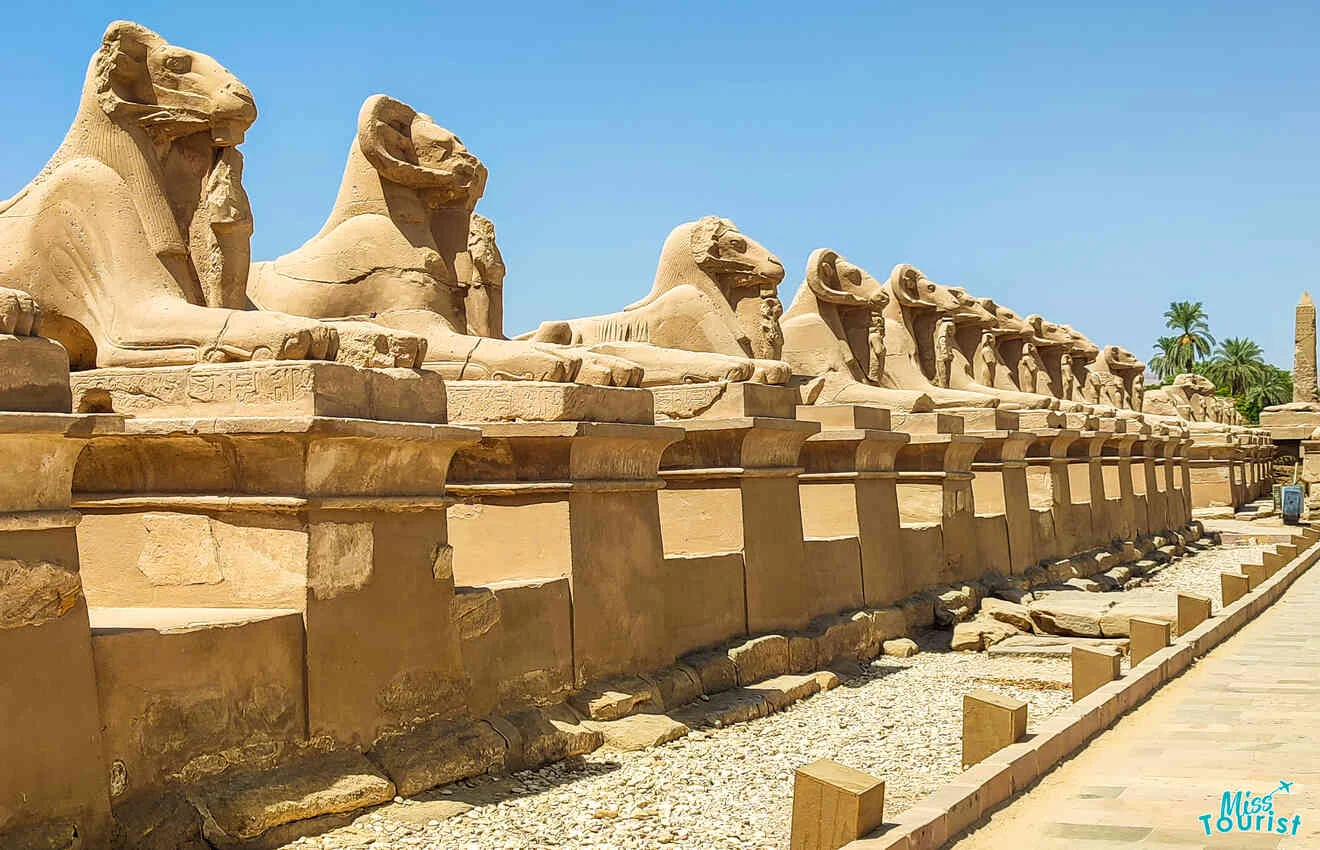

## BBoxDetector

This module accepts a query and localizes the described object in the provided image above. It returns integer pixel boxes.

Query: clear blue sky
[2,2,1314,369]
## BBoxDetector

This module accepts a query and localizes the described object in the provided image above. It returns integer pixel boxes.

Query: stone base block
[1175,593,1212,635]
[71,362,447,422]
[653,381,796,420]
[1221,571,1250,605]
[1071,644,1121,701]
[790,758,886,850]
[1128,616,1171,666]
[193,751,394,843]
[442,380,653,423]
[962,689,1028,768]
[0,335,72,412]
[796,403,891,431]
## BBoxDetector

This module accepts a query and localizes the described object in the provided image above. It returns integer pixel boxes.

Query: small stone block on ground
[1127,616,1170,666]
[790,758,886,850]
[193,750,395,842]
[567,676,662,721]
[1175,593,1212,635]
[1071,645,1122,702]
[1221,572,1250,606]
[882,638,919,658]
[962,689,1027,768]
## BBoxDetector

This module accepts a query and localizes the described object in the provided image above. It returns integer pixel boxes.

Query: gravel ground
[1138,539,1271,607]
[282,538,1267,850]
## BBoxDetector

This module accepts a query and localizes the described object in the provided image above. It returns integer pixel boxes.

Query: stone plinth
[1128,616,1170,666]
[1024,429,1081,561]
[445,418,682,684]
[796,406,910,607]
[1186,433,1244,511]
[0,408,124,849]
[74,410,480,755]
[0,335,74,412]
[443,380,654,424]
[790,758,885,850]
[1259,406,1320,442]
[653,380,795,421]
[968,430,1036,574]
[72,361,447,422]
[1176,593,1212,635]
[962,689,1027,768]
[1072,644,1121,701]
[1100,434,1141,542]
[659,391,819,634]
[894,433,984,586]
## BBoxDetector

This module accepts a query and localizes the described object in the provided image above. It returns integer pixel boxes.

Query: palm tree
[1240,365,1292,423]
[1149,335,1190,381]
[1163,301,1215,369]
[1204,337,1267,397]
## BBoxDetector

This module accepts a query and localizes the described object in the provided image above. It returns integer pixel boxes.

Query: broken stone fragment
[882,638,920,658]
[567,676,662,721]
[978,598,1034,633]
[585,713,690,751]
[727,634,790,685]
[192,750,395,841]
[500,705,603,769]
[951,615,1022,652]
[369,718,506,797]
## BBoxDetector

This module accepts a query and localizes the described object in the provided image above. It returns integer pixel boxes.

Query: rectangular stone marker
[1242,561,1268,589]
[962,689,1028,768]
[1222,572,1251,606]
[1072,645,1121,702]
[790,758,886,850]
[1176,593,1212,635]
[1128,617,1171,666]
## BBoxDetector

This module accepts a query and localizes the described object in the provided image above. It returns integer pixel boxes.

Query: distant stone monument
[1295,292,1317,404]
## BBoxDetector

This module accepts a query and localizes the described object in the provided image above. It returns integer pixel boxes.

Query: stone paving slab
[946,548,1320,849]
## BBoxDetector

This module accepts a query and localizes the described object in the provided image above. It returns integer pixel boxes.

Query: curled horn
[805,249,870,308]
[358,94,456,188]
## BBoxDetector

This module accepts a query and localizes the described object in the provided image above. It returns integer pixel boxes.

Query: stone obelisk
[1295,292,1318,403]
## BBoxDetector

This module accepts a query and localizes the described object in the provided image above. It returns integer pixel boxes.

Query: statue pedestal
[796,405,909,608]
[1186,432,1243,511]
[440,380,679,686]
[970,430,1037,574]
[1025,429,1081,561]
[75,414,480,766]
[893,433,984,587]
[657,384,819,635]
[0,411,122,849]
[0,332,123,847]
[72,360,448,422]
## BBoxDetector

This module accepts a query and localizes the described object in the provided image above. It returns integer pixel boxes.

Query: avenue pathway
[949,559,1320,849]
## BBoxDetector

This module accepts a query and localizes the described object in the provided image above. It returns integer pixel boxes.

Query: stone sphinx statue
[0,21,423,368]
[1084,345,1145,410]
[1143,373,1227,428]
[915,284,1055,409]
[777,249,933,410]
[248,94,640,385]
[877,265,999,408]
[519,216,792,386]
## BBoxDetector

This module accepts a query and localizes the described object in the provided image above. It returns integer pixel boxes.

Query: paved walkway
[949,559,1320,850]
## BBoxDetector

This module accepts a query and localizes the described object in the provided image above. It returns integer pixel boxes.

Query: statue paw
[748,359,792,385]
[326,321,428,368]
[0,287,42,337]
[574,352,645,387]
[201,311,340,362]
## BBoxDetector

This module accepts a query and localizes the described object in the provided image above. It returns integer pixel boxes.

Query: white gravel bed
[285,647,1071,850]
[1138,541,1270,607]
